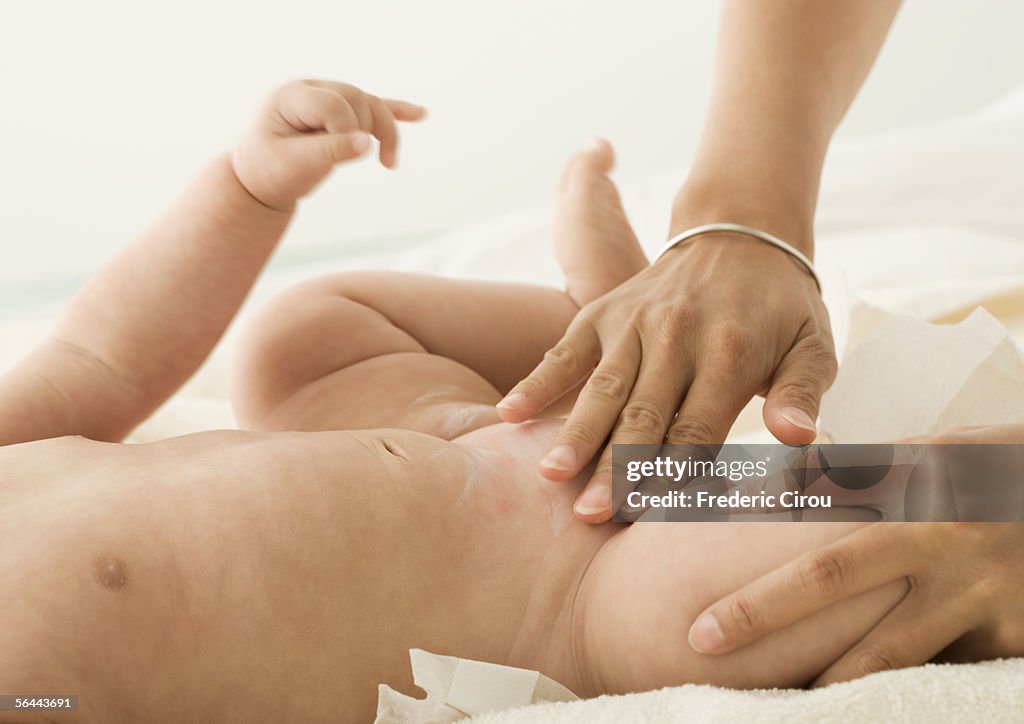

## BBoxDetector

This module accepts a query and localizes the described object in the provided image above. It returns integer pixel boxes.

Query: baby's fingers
[303,81,426,123]
[283,80,426,168]
[318,132,373,165]
[367,95,399,168]
[363,96,427,167]
[274,82,359,134]
[383,98,427,122]
[284,131,373,178]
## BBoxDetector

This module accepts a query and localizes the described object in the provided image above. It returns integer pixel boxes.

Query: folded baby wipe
[374,649,578,723]
[819,304,1024,443]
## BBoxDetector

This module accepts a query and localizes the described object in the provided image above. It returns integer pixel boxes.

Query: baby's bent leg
[232,140,654,436]
[232,272,580,435]
[553,138,648,306]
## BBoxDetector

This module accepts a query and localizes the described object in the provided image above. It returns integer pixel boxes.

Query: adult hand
[729,425,1024,523]
[687,424,1024,685]
[496,224,836,522]
[500,0,906,523]
[689,523,1024,685]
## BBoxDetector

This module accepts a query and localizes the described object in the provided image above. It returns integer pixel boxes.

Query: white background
[2,0,1023,299]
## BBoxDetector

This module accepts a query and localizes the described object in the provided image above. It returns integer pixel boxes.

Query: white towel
[467,659,1024,724]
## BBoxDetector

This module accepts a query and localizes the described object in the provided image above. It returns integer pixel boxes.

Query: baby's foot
[554,138,649,307]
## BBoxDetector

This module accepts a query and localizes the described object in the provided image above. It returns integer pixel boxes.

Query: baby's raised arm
[0,80,424,446]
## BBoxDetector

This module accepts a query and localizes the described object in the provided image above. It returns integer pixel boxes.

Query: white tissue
[374,649,578,723]
[819,304,1024,443]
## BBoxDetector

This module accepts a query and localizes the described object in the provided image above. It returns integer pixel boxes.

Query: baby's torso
[0,424,615,722]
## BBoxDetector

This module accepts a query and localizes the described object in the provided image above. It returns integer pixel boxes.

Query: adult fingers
[566,349,687,520]
[537,334,643,482]
[687,524,915,654]
[762,334,838,446]
[496,317,601,423]
[717,445,821,514]
[590,339,752,520]
[665,355,753,446]
[812,596,972,686]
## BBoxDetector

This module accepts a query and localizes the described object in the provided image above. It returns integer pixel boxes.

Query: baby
[0,80,905,723]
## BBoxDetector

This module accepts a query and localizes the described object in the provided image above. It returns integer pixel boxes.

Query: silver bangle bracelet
[654,222,821,292]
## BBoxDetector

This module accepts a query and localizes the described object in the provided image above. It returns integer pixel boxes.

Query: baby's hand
[232,79,426,211]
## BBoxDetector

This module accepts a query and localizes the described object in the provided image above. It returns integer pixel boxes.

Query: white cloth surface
[2,84,1024,721]
[467,659,1024,724]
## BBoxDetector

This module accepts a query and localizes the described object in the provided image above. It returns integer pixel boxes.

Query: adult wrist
[670,180,816,259]
[655,223,822,293]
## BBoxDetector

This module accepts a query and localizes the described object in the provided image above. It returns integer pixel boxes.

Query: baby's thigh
[293,271,581,393]
[233,271,579,436]
[579,522,907,694]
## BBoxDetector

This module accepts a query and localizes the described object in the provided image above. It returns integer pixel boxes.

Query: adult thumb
[762,341,837,446]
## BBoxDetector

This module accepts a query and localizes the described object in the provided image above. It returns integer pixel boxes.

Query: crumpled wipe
[819,305,1024,443]
[374,649,578,723]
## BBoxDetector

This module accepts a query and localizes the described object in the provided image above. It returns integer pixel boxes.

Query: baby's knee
[231,273,408,428]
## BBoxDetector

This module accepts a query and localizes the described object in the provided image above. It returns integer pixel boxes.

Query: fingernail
[574,485,610,516]
[351,133,371,154]
[586,136,603,151]
[540,445,576,473]
[780,407,817,432]
[689,612,725,653]
[496,392,525,411]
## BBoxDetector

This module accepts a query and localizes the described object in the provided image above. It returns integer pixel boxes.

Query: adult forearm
[51,154,292,430]
[674,0,901,253]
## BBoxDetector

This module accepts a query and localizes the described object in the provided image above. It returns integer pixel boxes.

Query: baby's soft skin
[0,84,902,722]
[0,424,901,722]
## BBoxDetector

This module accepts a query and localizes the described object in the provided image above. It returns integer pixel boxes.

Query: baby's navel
[93,555,129,592]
